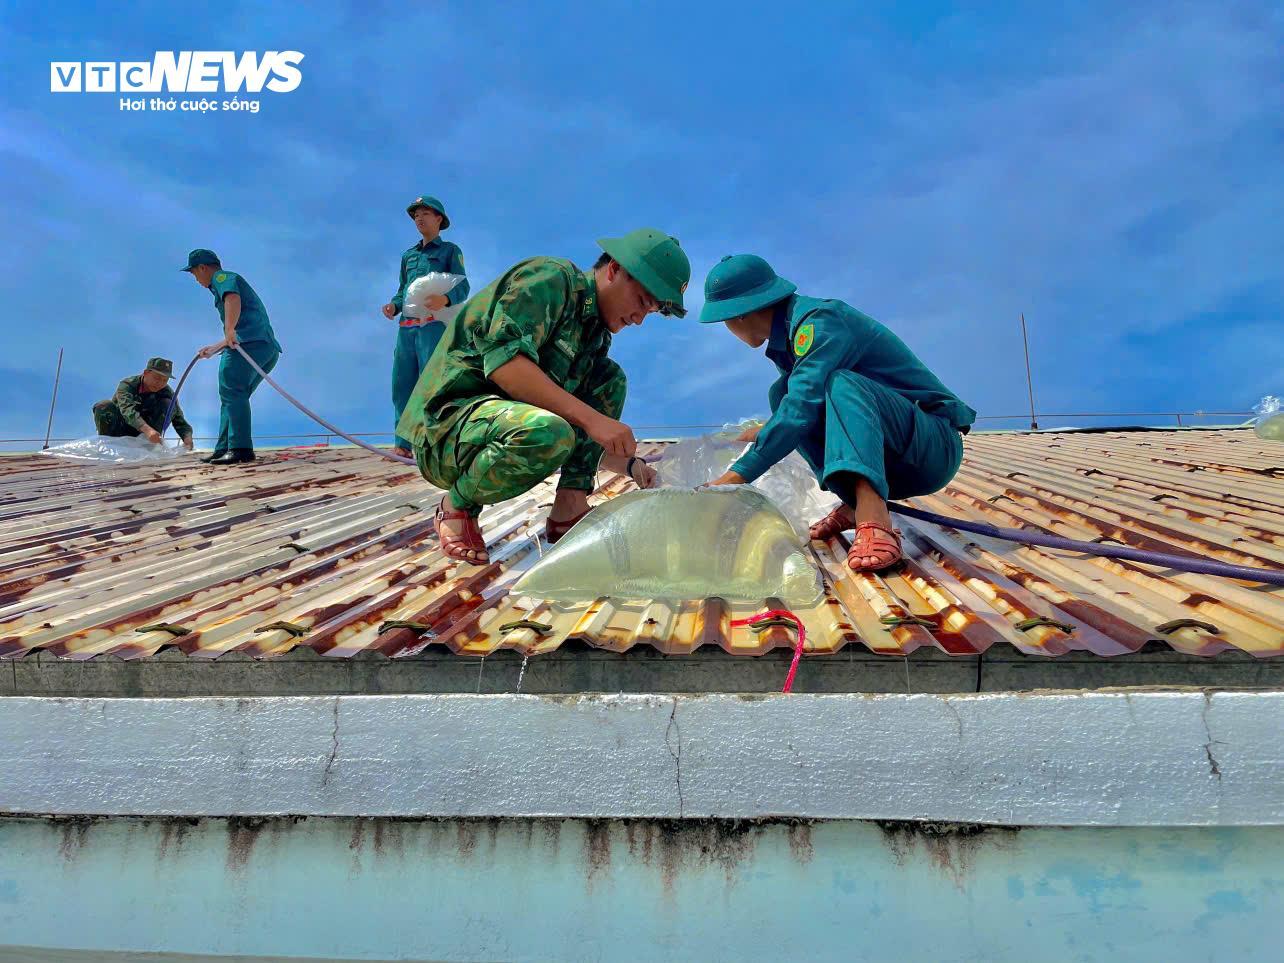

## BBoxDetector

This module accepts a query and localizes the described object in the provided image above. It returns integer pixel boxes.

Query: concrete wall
[2,691,1280,825]
[1,816,1280,962]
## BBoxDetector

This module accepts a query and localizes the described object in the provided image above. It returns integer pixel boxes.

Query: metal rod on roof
[41,348,64,450]
[1019,314,1038,430]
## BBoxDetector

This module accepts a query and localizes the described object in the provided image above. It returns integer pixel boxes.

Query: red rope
[729,609,806,693]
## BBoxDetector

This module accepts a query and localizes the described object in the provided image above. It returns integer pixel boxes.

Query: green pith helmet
[699,254,797,323]
[406,194,450,229]
[145,357,174,378]
[596,228,690,317]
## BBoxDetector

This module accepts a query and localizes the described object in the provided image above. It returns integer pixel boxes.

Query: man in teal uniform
[91,357,194,449]
[700,254,976,572]
[382,194,469,459]
[183,249,283,465]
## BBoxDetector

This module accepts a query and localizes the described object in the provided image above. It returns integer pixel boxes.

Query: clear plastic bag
[40,436,190,464]
[402,272,465,325]
[657,422,838,535]
[514,486,823,606]
[1253,396,1284,441]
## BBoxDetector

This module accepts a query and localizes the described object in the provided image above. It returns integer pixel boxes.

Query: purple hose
[889,503,1284,587]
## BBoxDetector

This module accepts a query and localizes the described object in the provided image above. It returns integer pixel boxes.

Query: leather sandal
[809,505,856,541]
[545,509,591,545]
[847,521,904,573]
[434,497,489,564]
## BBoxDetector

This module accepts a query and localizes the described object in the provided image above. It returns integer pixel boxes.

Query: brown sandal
[434,497,489,564]
[847,521,904,573]
[545,509,591,545]
[809,505,856,541]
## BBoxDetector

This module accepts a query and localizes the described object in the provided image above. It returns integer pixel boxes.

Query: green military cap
[180,248,221,272]
[406,194,450,229]
[596,228,691,318]
[698,254,797,324]
[145,357,175,378]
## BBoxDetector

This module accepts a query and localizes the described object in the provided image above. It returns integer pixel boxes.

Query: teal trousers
[392,323,446,450]
[216,340,280,452]
[774,370,964,503]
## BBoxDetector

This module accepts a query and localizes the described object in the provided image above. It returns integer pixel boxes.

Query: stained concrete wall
[4,641,1282,697]
[2,691,1279,825]
[0,816,1280,962]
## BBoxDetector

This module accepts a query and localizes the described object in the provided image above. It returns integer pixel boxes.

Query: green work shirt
[390,237,469,314]
[210,270,281,349]
[732,295,977,482]
[396,257,611,449]
[111,374,193,439]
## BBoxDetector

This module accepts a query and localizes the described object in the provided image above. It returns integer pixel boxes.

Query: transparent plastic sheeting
[40,436,190,464]
[514,487,823,605]
[1253,395,1284,441]
[402,272,465,325]
[657,426,838,535]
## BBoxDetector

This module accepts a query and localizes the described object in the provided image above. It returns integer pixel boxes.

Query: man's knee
[509,410,576,467]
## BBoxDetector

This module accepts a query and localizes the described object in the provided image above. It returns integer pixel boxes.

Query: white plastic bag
[40,436,190,464]
[402,272,465,325]
[1252,396,1284,441]
[657,423,838,535]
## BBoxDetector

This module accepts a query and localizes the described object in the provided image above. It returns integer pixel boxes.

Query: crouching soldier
[91,357,194,449]
[396,228,689,564]
[699,254,976,572]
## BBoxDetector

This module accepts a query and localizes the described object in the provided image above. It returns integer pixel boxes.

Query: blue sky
[2,0,1281,446]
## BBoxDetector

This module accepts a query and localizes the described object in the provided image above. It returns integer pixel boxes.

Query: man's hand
[630,459,659,490]
[705,470,746,487]
[181,436,194,451]
[735,424,762,443]
[142,427,162,445]
[198,341,225,360]
[382,303,398,320]
[425,294,449,312]
[587,415,637,457]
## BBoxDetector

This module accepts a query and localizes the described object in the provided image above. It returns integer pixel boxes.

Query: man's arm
[490,357,635,457]
[729,314,859,482]
[113,380,159,442]
[391,253,407,314]
[443,244,470,306]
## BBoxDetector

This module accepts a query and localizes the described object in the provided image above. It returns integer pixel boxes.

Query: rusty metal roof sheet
[1,429,1280,663]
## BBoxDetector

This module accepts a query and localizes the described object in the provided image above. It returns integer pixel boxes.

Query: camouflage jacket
[110,375,192,438]
[396,257,615,449]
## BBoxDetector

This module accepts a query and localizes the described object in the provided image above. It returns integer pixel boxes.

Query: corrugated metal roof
[1,429,1280,663]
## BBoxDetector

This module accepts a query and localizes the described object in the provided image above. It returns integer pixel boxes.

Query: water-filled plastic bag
[658,427,837,535]
[402,272,465,325]
[514,486,822,605]
[40,436,190,464]
[1252,396,1284,441]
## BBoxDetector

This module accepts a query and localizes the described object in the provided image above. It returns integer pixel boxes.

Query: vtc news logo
[50,51,305,93]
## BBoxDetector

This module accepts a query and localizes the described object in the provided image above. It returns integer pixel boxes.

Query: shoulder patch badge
[794,322,814,357]
[215,273,227,283]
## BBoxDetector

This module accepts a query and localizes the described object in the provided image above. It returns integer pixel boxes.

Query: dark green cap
[406,194,450,229]
[596,228,691,318]
[699,254,796,324]
[180,249,220,272]
[145,357,174,378]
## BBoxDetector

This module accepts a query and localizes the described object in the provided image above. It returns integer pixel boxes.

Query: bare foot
[391,446,412,459]
[434,495,488,564]
[809,504,855,540]
[548,489,590,523]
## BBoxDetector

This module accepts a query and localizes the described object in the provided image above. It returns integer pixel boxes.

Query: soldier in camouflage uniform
[91,357,194,449]
[397,227,690,564]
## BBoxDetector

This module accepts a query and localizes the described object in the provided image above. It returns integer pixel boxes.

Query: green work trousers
[216,341,279,452]
[778,370,964,503]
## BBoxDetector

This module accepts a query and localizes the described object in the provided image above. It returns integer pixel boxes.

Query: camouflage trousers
[91,401,139,438]
[415,363,626,515]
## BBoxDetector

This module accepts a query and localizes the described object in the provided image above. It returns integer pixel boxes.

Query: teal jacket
[210,270,281,350]
[731,295,976,482]
[390,237,469,315]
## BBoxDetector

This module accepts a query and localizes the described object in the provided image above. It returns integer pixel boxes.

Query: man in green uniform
[699,254,976,572]
[182,249,283,465]
[397,227,688,564]
[382,194,470,459]
[91,357,194,449]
